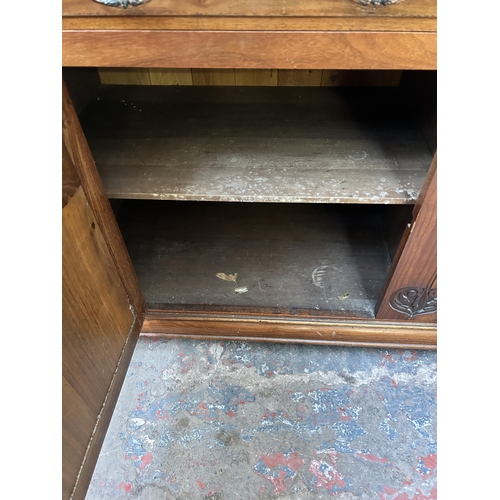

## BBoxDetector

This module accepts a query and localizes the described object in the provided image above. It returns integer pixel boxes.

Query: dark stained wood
[63,16,437,32]
[62,185,137,499]
[63,0,436,18]
[70,317,142,500]
[80,86,432,204]
[62,31,437,70]
[141,313,437,349]
[117,201,394,318]
[375,156,436,321]
[63,80,146,319]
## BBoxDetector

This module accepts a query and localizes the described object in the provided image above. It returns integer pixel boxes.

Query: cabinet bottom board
[118,201,400,318]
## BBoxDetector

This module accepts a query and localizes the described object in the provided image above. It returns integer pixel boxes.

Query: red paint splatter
[256,451,305,494]
[227,409,236,417]
[383,486,399,494]
[197,401,208,412]
[261,451,304,471]
[354,452,390,465]
[393,493,412,500]
[196,480,205,489]
[117,482,132,493]
[380,486,437,500]
[421,454,437,470]
[309,459,347,491]
[391,378,398,388]
[404,350,418,362]
[383,353,395,364]
[416,454,437,478]
[139,451,152,469]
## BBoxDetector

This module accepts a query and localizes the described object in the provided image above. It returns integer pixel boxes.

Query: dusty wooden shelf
[117,201,394,317]
[80,86,432,204]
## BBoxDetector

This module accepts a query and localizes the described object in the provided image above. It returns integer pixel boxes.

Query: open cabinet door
[376,155,437,322]
[62,81,145,499]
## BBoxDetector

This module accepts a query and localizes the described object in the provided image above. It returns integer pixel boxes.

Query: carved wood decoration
[93,0,150,8]
[355,0,404,5]
[389,286,437,319]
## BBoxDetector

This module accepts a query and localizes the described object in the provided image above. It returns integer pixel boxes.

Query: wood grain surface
[69,318,142,500]
[62,31,437,69]
[80,86,432,204]
[141,313,437,349]
[62,0,436,19]
[62,186,136,499]
[62,16,437,32]
[63,80,146,318]
[375,155,436,321]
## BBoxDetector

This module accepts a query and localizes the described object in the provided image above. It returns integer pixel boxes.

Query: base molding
[142,312,436,350]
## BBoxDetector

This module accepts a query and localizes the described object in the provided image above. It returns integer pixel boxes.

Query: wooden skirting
[141,312,437,350]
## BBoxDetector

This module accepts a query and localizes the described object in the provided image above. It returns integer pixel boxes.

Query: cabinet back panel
[98,69,403,87]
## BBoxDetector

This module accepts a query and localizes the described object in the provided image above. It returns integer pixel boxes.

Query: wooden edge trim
[70,317,141,500]
[413,152,437,219]
[62,17,437,32]
[141,313,437,349]
[62,30,437,70]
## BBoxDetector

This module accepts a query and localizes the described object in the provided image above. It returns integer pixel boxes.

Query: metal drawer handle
[354,0,404,5]
[93,0,151,8]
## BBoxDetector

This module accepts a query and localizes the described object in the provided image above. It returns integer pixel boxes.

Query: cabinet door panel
[62,85,143,499]
[376,156,437,322]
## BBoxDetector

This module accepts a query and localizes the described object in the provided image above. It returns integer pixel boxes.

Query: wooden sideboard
[62,1,437,497]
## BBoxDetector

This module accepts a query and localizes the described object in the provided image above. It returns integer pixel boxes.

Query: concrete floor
[85,338,437,500]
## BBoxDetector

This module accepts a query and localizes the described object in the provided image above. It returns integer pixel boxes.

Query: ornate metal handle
[354,0,404,5]
[93,0,151,8]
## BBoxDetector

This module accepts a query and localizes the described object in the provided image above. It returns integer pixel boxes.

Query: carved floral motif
[389,287,437,319]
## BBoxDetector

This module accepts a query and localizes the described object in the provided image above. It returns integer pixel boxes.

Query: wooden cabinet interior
[67,68,436,325]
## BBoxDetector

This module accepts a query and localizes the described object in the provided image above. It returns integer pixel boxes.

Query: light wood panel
[62,186,135,498]
[192,68,236,85]
[63,31,437,70]
[235,69,278,86]
[278,69,323,86]
[149,68,193,85]
[63,16,437,33]
[99,68,151,84]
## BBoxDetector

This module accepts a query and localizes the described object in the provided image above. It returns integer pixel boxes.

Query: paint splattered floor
[86,338,437,500]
